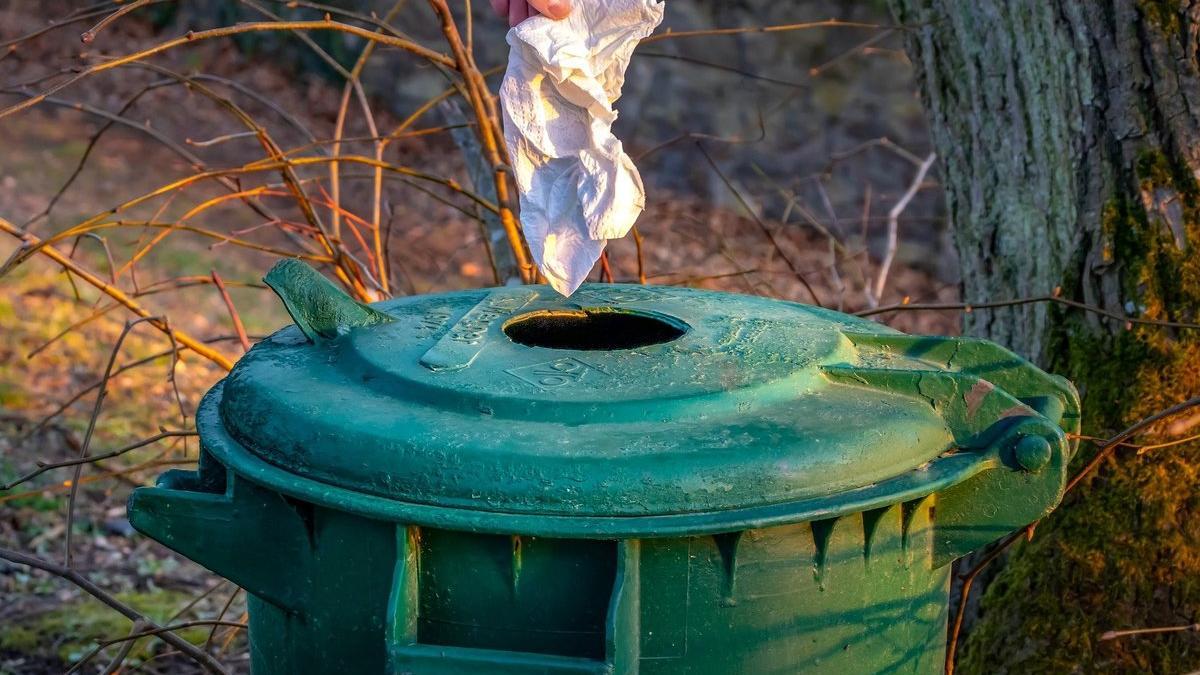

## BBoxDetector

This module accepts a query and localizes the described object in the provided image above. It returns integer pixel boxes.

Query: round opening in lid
[503,309,688,350]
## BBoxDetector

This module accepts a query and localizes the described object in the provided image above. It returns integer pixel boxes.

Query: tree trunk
[888,1,1200,672]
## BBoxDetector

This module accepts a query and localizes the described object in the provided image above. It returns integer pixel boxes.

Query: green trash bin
[129,260,1079,674]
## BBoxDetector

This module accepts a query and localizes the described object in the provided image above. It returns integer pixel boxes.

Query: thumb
[527,0,572,20]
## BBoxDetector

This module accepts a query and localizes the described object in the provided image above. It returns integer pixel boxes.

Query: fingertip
[543,0,572,19]
[529,0,571,20]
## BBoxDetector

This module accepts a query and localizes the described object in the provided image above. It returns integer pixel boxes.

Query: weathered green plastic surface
[128,259,1081,674]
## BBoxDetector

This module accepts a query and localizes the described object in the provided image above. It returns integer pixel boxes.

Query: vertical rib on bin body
[129,262,1079,674]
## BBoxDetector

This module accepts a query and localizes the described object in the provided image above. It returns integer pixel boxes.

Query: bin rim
[200,381,1006,538]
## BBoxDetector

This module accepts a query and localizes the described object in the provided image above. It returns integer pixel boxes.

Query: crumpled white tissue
[500,0,664,297]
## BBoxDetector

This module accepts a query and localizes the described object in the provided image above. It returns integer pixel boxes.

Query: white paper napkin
[500,0,664,296]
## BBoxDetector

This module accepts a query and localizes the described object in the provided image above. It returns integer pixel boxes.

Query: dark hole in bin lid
[503,308,687,350]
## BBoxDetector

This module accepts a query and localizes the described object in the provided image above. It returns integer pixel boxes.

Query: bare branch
[80,0,155,44]
[0,548,228,674]
[65,318,161,568]
[21,337,250,442]
[857,294,1200,331]
[427,0,534,282]
[1101,623,1200,641]
[808,29,896,77]
[642,19,887,45]
[0,217,236,370]
[696,141,822,306]
[0,20,453,121]
[1,430,196,492]
[870,151,935,306]
[211,271,251,353]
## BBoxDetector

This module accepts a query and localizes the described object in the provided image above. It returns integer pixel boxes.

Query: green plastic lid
[200,260,1078,537]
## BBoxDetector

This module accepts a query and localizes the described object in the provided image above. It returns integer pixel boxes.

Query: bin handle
[820,361,1074,567]
[128,466,313,611]
[263,259,393,344]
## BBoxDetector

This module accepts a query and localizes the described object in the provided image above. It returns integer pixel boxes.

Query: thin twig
[218,611,249,655]
[0,4,113,49]
[1068,431,1200,455]
[71,619,248,675]
[631,226,647,285]
[1066,396,1200,493]
[3,86,295,253]
[21,337,249,442]
[696,141,821,305]
[635,109,766,161]
[161,581,231,633]
[0,217,235,370]
[945,529,1024,674]
[0,20,453,121]
[27,302,122,360]
[599,251,614,283]
[428,0,533,281]
[636,51,808,89]
[1,430,196,491]
[97,620,249,648]
[441,98,520,283]
[211,271,251,352]
[0,459,195,505]
[329,0,407,295]
[65,317,158,568]
[809,28,895,77]
[641,19,886,44]
[1101,623,1200,640]
[0,548,228,674]
[80,0,154,44]
[205,588,244,654]
[186,131,258,147]
[65,619,147,675]
[829,136,926,167]
[870,151,935,305]
[857,295,1200,331]
[99,620,145,675]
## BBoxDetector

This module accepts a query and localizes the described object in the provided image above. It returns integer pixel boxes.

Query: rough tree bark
[888,1,1200,673]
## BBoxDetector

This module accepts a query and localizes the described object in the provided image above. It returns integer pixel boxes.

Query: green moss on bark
[960,331,1200,674]
[959,151,1200,673]
[1138,0,1183,35]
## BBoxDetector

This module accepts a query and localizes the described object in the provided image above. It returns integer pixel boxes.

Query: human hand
[490,0,572,27]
